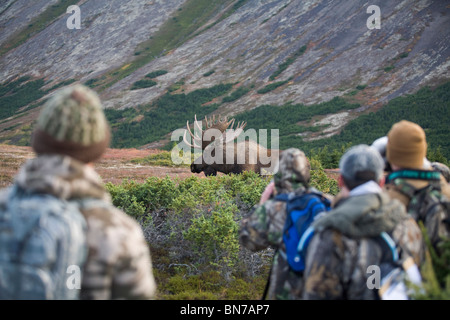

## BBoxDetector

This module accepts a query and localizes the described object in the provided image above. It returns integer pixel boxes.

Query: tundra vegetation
[256,80,290,94]
[104,159,338,300]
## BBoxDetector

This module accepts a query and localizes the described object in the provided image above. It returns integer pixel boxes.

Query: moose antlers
[183,115,247,149]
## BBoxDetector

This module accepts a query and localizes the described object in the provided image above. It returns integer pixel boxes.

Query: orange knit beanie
[386,120,427,169]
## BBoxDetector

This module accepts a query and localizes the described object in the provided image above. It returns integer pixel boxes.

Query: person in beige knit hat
[384,120,450,258]
[1,85,156,299]
[31,84,110,163]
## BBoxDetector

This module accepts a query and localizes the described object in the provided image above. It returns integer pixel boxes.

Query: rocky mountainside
[0,0,449,147]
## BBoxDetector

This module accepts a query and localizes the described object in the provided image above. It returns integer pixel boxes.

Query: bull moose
[183,115,279,176]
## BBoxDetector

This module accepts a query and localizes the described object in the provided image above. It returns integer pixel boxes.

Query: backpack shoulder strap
[392,177,447,224]
[376,233,422,299]
[387,169,441,183]
[390,178,419,200]
[297,226,315,255]
[379,232,399,262]
[274,193,290,202]
[275,192,314,212]
[275,191,329,210]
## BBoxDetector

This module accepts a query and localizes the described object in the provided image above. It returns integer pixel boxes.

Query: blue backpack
[0,185,89,300]
[275,190,331,272]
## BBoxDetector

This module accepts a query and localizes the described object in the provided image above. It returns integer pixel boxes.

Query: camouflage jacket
[240,182,326,300]
[8,155,156,300]
[302,191,423,300]
[384,174,450,255]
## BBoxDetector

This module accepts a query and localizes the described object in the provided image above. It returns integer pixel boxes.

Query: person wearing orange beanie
[386,120,427,170]
[384,120,450,258]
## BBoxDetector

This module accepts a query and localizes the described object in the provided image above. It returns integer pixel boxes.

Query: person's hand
[260,181,275,205]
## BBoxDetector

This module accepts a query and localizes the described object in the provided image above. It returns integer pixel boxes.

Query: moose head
[183,115,279,176]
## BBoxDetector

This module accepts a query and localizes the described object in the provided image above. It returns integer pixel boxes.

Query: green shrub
[108,83,232,148]
[203,70,215,77]
[168,80,185,92]
[84,78,101,88]
[225,278,266,300]
[257,80,289,94]
[0,77,47,119]
[346,89,358,96]
[427,146,449,167]
[411,222,450,299]
[222,86,250,103]
[309,158,339,195]
[384,65,395,72]
[131,79,157,90]
[235,81,450,166]
[48,79,76,91]
[356,84,367,90]
[184,200,240,276]
[146,70,168,79]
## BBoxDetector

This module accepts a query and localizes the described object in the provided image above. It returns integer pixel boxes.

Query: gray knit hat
[339,144,384,189]
[32,84,110,163]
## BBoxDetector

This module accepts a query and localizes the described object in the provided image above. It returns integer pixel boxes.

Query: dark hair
[342,170,377,190]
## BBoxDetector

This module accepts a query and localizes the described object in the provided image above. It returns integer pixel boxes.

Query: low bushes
[131,79,157,90]
[105,164,338,299]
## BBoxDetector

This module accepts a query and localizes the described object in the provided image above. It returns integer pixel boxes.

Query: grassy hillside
[105,83,233,148]
[1,73,449,169]
[93,0,246,91]
[0,0,80,57]
[106,80,450,167]
[301,81,450,166]
[234,81,450,166]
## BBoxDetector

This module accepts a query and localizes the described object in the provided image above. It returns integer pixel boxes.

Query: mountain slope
[0,0,449,149]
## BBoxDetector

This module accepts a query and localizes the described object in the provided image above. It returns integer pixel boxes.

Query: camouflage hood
[14,155,110,202]
[273,148,310,194]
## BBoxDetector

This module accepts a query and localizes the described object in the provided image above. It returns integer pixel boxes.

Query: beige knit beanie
[386,120,427,169]
[31,84,110,163]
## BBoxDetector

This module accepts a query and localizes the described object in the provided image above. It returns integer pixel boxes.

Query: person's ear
[338,175,345,189]
[378,175,386,188]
